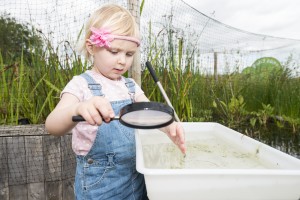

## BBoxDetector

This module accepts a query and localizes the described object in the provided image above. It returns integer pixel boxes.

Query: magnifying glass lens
[72,102,175,129]
[121,110,173,127]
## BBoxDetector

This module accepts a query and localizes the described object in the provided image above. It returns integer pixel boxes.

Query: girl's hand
[135,95,186,153]
[75,96,115,125]
[161,122,186,154]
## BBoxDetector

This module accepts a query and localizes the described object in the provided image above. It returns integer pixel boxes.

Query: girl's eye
[126,53,134,57]
[110,51,118,54]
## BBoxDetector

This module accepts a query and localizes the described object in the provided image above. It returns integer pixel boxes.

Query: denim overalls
[74,73,147,200]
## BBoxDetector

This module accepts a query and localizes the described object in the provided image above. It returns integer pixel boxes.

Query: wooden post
[127,0,141,86]
[44,136,62,200]
[61,135,75,200]
[26,136,45,200]
[0,136,9,200]
[214,52,218,81]
[7,136,27,200]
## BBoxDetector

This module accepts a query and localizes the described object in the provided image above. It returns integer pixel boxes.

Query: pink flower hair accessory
[89,27,140,48]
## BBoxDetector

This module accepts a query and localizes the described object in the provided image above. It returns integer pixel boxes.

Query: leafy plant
[251,103,274,127]
[212,95,248,128]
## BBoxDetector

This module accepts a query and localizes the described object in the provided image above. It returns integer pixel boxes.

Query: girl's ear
[86,40,94,56]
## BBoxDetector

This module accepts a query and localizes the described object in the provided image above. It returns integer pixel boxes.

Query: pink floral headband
[89,27,140,48]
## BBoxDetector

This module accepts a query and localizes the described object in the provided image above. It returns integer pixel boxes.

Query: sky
[184,0,300,40]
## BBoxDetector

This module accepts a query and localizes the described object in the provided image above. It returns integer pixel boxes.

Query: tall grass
[141,20,300,133]
[142,19,196,121]
[1,23,299,134]
[0,39,88,125]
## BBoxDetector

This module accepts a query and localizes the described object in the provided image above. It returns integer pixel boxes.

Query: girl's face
[89,40,138,80]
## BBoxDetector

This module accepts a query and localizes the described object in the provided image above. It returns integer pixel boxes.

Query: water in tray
[141,131,280,169]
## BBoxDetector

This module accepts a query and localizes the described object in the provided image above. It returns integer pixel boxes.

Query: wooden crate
[0,125,75,200]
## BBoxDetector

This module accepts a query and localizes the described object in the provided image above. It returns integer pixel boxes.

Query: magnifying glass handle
[72,115,85,122]
[72,115,119,122]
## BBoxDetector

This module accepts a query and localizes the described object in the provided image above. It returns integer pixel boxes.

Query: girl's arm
[45,93,80,136]
[45,93,114,136]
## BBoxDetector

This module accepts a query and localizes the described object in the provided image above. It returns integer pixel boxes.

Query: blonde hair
[78,4,140,60]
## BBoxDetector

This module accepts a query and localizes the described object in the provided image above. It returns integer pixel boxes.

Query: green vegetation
[143,55,300,133]
[0,14,88,124]
[0,14,299,136]
[0,13,43,64]
[0,45,88,124]
[142,19,300,134]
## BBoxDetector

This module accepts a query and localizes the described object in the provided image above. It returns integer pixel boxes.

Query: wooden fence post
[214,52,218,81]
[127,0,141,86]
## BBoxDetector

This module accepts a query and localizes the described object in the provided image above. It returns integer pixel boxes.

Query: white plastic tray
[135,122,300,200]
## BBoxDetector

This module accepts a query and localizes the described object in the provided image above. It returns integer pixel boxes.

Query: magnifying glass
[72,102,175,129]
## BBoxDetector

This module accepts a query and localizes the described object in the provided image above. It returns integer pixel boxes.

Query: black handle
[72,115,118,122]
[72,115,85,122]
[146,61,159,83]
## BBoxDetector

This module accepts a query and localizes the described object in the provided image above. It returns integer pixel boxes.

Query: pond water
[249,128,300,159]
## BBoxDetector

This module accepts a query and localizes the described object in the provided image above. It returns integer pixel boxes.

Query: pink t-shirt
[61,70,144,155]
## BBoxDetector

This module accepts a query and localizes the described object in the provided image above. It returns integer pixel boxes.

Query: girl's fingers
[88,108,103,125]
[167,122,177,137]
[80,109,97,125]
[75,97,114,125]
[94,100,115,122]
[176,124,185,144]
[166,122,186,154]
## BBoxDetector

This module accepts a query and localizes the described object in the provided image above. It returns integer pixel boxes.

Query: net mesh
[1,0,299,73]
[140,0,300,74]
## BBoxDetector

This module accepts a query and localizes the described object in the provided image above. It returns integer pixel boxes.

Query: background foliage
[0,13,300,135]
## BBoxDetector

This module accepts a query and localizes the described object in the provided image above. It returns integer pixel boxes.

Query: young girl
[45,4,186,200]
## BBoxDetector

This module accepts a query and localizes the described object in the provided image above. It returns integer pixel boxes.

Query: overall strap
[80,73,104,96]
[125,78,136,103]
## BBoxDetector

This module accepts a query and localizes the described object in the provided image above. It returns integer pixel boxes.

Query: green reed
[0,39,88,125]
[141,18,300,132]
[142,19,196,121]
[1,23,299,133]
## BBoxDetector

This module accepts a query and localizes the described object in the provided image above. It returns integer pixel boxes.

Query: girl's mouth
[114,68,124,72]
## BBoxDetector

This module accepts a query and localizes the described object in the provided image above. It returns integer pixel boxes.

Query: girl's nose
[118,53,126,64]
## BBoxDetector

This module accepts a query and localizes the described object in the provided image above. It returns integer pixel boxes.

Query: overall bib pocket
[82,158,114,190]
